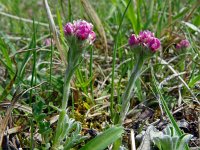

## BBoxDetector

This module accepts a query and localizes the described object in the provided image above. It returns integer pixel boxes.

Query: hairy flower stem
[178,54,186,103]
[118,52,145,124]
[62,65,74,109]
[52,109,67,149]
[52,63,75,149]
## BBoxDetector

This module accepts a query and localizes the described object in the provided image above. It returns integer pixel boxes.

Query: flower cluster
[129,30,161,52]
[64,20,96,44]
[176,39,190,49]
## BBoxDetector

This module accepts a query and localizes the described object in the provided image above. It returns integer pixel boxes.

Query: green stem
[89,47,94,104]
[52,63,74,149]
[113,53,145,150]
[179,54,186,95]
[118,53,145,124]
[52,109,67,149]
[61,65,74,110]
[110,0,132,121]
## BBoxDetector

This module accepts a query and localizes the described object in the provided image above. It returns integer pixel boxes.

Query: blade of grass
[49,30,54,85]
[68,0,72,21]
[0,11,49,27]
[151,65,190,150]
[29,20,37,150]
[155,0,167,36]
[143,0,154,29]
[58,0,67,20]
[122,0,139,33]
[157,57,199,105]
[80,126,124,150]
[0,58,17,102]
[0,53,25,85]
[0,37,14,78]
[56,8,64,39]
[89,47,94,103]
[43,0,66,65]
[81,0,108,58]
[0,85,12,101]
[136,0,141,31]
[151,66,182,136]
[110,0,132,121]
[0,71,17,102]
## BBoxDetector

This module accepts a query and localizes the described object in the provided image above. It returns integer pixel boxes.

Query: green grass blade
[49,30,54,85]
[122,0,138,33]
[144,0,154,29]
[80,126,124,150]
[188,74,200,88]
[0,37,14,78]
[56,7,64,39]
[89,47,94,103]
[110,0,132,120]
[151,65,190,150]
[68,0,72,21]
[0,71,17,102]
[29,20,37,150]
[155,0,167,36]
[0,85,12,101]
[18,42,34,79]
[151,66,182,136]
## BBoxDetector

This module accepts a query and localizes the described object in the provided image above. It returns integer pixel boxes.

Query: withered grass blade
[81,0,108,58]
[43,0,66,65]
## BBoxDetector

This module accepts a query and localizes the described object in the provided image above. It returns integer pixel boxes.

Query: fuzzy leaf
[177,134,193,150]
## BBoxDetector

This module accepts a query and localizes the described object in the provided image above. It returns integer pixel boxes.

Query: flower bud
[148,37,161,52]
[129,34,139,46]
[64,23,74,35]
[176,39,190,49]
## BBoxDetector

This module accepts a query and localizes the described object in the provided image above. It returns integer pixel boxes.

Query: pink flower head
[129,34,139,46]
[128,30,160,52]
[176,39,190,49]
[148,37,161,52]
[88,31,96,44]
[64,23,74,35]
[138,30,155,44]
[73,20,93,40]
[64,20,96,45]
